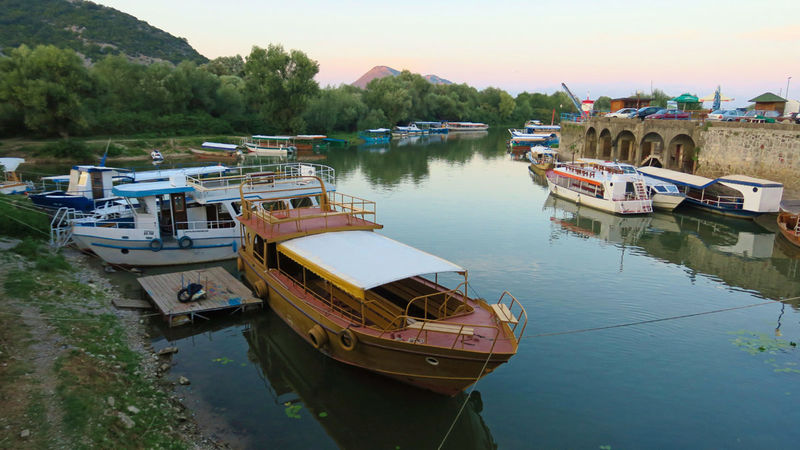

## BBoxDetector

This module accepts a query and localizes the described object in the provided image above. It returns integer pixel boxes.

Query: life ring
[308,325,328,349]
[149,238,163,251]
[338,328,357,351]
[253,280,268,299]
[178,236,193,249]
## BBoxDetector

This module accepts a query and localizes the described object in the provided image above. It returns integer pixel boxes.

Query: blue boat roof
[323,138,348,143]
[112,180,194,198]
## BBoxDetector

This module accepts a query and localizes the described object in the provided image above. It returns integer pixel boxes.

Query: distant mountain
[0,0,207,64]
[352,65,452,89]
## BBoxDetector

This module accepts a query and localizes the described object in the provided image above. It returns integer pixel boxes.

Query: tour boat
[637,167,783,218]
[578,159,685,211]
[392,123,426,137]
[294,135,329,152]
[236,176,527,395]
[67,163,333,266]
[777,202,800,248]
[443,121,489,132]
[524,120,561,134]
[414,121,449,134]
[526,147,559,175]
[545,161,653,215]
[359,128,392,144]
[243,135,296,156]
[30,165,229,212]
[0,158,30,194]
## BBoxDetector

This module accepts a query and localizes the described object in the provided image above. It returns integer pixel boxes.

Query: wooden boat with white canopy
[777,200,800,249]
[236,175,527,395]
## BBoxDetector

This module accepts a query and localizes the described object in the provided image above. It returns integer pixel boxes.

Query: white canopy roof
[278,231,464,297]
[637,166,714,188]
[0,158,25,172]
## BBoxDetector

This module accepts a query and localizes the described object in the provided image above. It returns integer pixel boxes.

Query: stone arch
[640,132,665,167]
[615,130,637,163]
[667,134,697,173]
[584,127,597,158]
[599,128,613,159]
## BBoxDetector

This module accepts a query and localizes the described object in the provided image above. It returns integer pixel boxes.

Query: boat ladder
[50,207,77,248]
[634,180,648,199]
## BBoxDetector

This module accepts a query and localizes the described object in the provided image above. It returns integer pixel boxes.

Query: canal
[101,130,800,448]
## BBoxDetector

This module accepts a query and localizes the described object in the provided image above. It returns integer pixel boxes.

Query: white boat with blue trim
[68,163,334,266]
[578,159,686,211]
[637,167,783,218]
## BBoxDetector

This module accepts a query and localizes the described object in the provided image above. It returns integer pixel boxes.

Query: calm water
[99,131,800,448]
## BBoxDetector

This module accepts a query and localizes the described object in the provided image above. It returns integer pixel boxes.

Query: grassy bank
[0,193,203,448]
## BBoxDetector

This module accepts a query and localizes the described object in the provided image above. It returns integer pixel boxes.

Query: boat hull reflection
[244,310,497,450]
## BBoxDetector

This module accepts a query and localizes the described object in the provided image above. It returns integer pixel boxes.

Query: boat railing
[496,291,528,342]
[405,282,472,320]
[276,268,365,325]
[325,191,376,222]
[175,219,237,231]
[188,163,335,192]
[690,192,744,209]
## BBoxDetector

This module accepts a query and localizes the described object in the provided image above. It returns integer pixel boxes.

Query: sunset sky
[93,0,799,108]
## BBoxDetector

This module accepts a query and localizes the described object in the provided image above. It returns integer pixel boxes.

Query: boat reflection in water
[547,194,800,299]
[244,311,497,450]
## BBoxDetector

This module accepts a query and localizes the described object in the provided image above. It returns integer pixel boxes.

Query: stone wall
[699,121,800,194]
[561,118,800,196]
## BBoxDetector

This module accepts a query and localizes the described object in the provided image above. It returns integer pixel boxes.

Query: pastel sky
[93,0,799,108]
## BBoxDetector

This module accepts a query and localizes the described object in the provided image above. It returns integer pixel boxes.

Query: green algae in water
[212,357,234,365]
[285,403,303,419]
[730,331,799,374]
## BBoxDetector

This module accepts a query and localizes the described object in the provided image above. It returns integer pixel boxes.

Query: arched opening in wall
[668,134,696,173]
[640,132,665,167]
[599,129,612,159]
[584,127,597,158]
[615,130,637,163]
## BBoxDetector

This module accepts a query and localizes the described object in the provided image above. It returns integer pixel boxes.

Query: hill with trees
[0,0,207,64]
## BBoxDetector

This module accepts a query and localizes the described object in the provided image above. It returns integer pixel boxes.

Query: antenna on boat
[100,139,111,167]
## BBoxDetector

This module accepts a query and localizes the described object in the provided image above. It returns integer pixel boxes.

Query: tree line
[0,43,584,139]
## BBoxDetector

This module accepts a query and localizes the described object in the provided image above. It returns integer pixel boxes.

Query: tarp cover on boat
[0,157,25,172]
[277,230,464,298]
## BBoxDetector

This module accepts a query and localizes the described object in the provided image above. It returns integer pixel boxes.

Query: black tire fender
[178,236,193,249]
[149,238,163,252]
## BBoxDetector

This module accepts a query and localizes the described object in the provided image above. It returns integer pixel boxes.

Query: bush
[0,195,50,239]
[34,140,93,160]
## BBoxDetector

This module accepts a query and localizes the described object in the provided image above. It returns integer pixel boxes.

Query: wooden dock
[137,266,262,327]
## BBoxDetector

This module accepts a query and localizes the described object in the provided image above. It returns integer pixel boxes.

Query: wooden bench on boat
[407,321,474,336]
[491,303,518,324]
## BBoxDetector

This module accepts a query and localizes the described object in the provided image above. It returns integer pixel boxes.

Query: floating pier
[137,266,262,326]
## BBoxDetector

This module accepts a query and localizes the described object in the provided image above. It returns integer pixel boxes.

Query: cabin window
[253,234,265,264]
[291,197,314,208]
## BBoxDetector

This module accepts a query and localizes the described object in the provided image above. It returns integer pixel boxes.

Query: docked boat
[236,176,527,395]
[444,121,489,132]
[777,201,800,248]
[392,123,426,137]
[578,159,685,211]
[67,163,333,266]
[414,121,449,134]
[526,146,559,175]
[31,165,229,212]
[359,128,392,144]
[524,120,561,134]
[191,142,243,161]
[546,161,653,215]
[150,150,164,162]
[294,135,330,152]
[0,158,30,194]
[243,135,296,156]
[637,167,783,218]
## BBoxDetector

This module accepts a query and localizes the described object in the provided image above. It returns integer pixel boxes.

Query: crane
[561,83,584,115]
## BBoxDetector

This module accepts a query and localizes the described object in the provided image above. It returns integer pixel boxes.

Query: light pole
[786,76,792,100]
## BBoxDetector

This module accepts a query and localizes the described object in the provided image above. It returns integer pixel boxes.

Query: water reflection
[244,311,496,450]
[546,194,800,299]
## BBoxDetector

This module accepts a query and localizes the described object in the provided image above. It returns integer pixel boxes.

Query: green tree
[363,76,412,125]
[0,45,93,137]
[204,55,245,77]
[244,44,319,133]
[594,96,611,112]
[651,88,672,108]
[304,85,367,133]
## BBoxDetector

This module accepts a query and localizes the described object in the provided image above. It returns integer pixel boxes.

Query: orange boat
[777,205,800,248]
[236,174,526,395]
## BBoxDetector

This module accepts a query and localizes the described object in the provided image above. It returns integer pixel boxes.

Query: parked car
[645,109,691,120]
[606,108,638,118]
[707,109,744,121]
[740,110,780,123]
[633,106,662,120]
[778,112,800,124]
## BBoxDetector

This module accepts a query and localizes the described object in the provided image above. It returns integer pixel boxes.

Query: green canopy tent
[671,93,699,110]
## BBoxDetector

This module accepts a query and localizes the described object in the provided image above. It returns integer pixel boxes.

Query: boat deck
[137,266,262,326]
[239,206,381,242]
